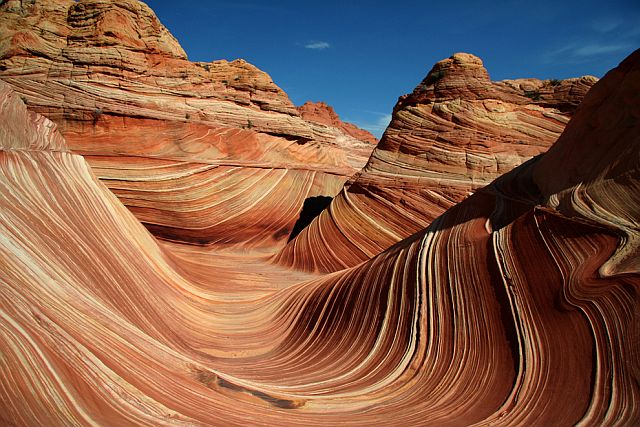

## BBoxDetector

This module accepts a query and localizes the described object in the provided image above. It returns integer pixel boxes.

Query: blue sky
[145,0,639,137]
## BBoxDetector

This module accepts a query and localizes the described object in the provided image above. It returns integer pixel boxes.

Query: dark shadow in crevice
[287,195,333,242]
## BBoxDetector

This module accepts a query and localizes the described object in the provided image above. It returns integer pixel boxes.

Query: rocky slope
[0,48,638,425]
[275,52,597,271]
[297,101,378,145]
[0,0,375,249]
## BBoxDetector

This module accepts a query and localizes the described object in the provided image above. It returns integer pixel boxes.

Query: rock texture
[275,53,598,271]
[1,48,639,425]
[298,101,378,145]
[0,0,375,249]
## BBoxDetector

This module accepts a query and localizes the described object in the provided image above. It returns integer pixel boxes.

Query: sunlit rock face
[0,0,375,249]
[275,52,598,272]
[297,101,379,145]
[0,47,638,425]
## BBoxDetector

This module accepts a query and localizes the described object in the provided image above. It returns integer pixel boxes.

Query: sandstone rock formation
[275,52,598,272]
[0,0,375,249]
[1,47,638,425]
[298,101,378,145]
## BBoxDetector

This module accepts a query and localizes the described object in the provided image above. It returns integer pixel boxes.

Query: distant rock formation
[0,0,375,249]
[298,101,378,144]
[275,52,598,271]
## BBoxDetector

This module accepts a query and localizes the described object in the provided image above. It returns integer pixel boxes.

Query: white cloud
[352,113,392,138]
[543,42,634,64]
[591,17,622,34]
[304,41,330,50]
[573,43,631,57]
[372,114,392,131]
[544,13,639,65]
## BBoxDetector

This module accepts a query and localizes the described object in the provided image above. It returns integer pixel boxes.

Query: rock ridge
[0,0,377,249]
[276,52,598,272]
[297,101,378,145]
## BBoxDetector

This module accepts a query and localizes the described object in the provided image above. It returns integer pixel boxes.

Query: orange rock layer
[1,44,639,427]
[297,101,378,145]
[275,53,598,271]
[0,0,375,249]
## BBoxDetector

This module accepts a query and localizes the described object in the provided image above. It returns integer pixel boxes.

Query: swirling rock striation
[0,46,639,426]
[275,52,598,271]
[0,0,375,249]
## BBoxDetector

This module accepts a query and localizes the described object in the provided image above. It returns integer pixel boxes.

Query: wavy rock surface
[297,101,378,145]
[276,53,598,271]
[0,0,375,248]
[0,51,640,426]
[1,48,639,425]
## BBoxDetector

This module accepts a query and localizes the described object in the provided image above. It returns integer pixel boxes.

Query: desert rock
[298,101,378,145]
[275,53,598,271]
[0,49,638,424]
[0,0,376,248]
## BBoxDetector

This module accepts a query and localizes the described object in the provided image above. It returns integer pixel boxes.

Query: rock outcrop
[298,101,378,145]
[275,53,598,271]
[1,48,638,425]
[0,0,375,249]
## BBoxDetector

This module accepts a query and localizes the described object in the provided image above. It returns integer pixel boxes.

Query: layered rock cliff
[275,53,597,271]
[0,0,375,249]
[0,47,638,425]
[297,101,378,145]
